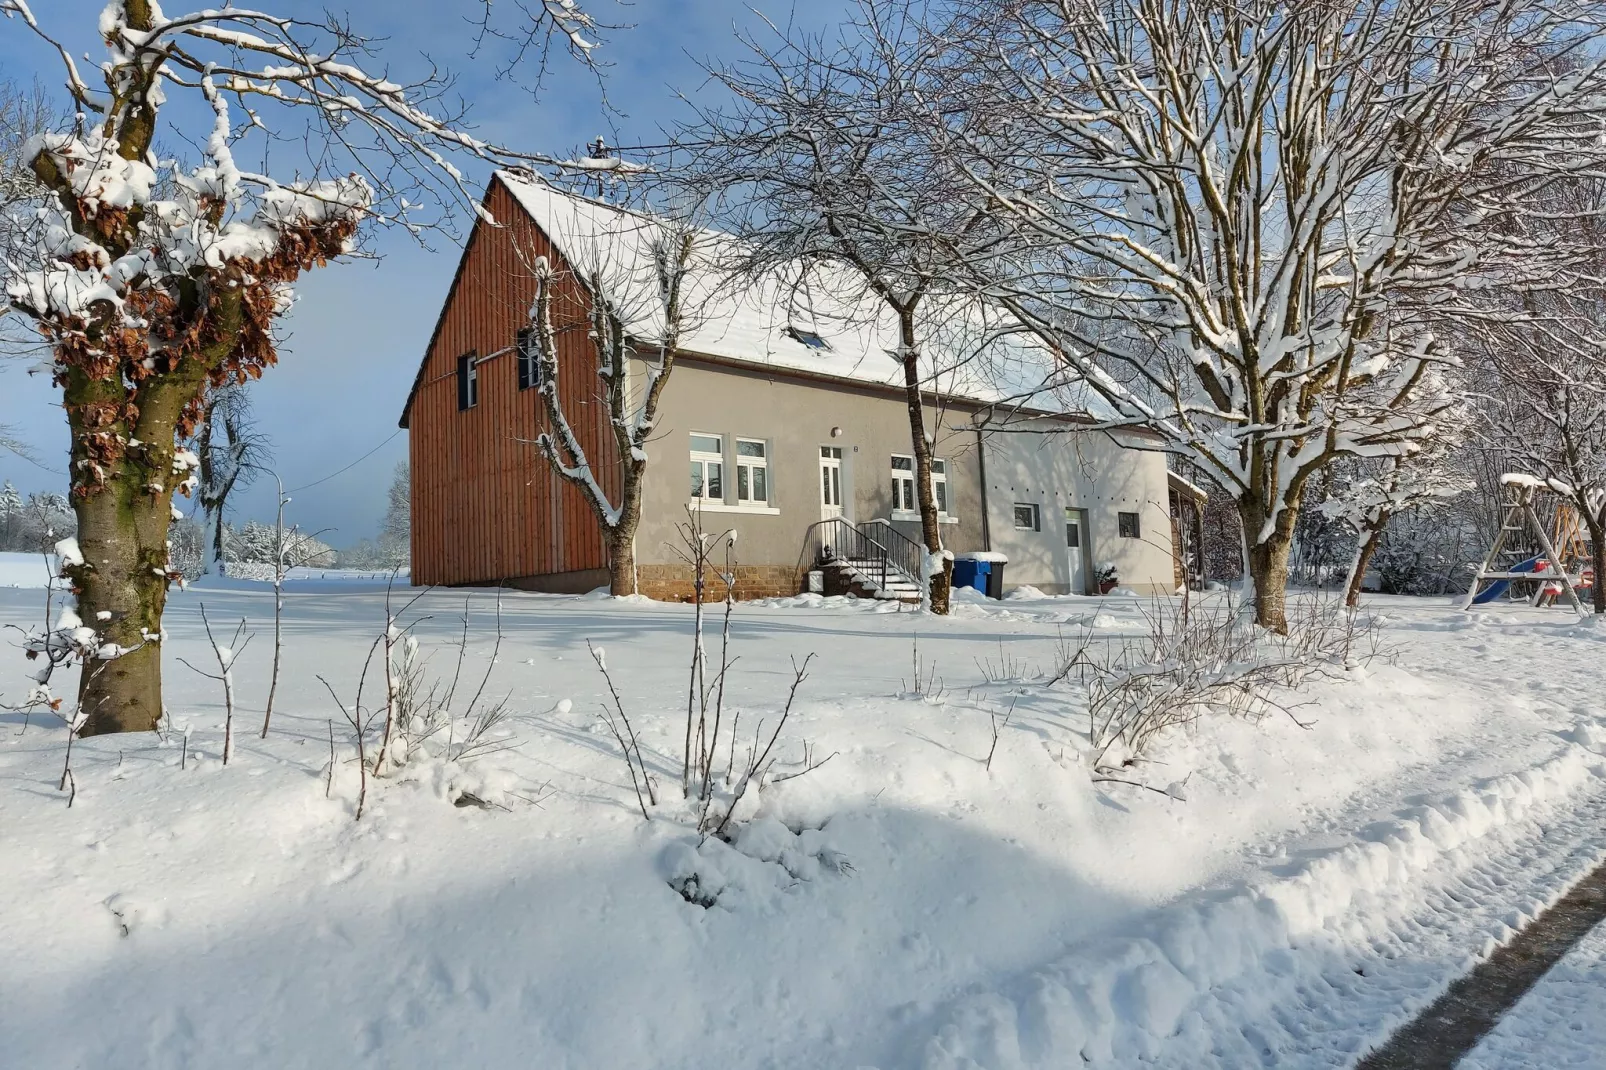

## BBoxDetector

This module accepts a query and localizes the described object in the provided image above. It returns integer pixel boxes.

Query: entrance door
[1064,508,1088,594]
[820,446,845,520]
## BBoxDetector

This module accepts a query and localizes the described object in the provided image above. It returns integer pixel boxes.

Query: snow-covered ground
[0,549,58,589]
[2,576,1605,1069]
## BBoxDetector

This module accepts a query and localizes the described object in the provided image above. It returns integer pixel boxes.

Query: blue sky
[0,0,853,545]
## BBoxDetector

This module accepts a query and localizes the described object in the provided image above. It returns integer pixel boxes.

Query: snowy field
[4,572,1606,1069]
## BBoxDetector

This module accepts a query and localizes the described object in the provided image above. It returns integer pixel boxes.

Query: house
[398,173,1185,599]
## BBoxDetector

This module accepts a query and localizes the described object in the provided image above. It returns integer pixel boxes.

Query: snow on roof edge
[491,171,1116,420]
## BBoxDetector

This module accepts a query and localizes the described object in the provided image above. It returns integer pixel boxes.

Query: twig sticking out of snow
[713,653,816,840]
[985,697,1016,773]
[318,665,374,822]
[177,604,252,766]
[588,639,655,821]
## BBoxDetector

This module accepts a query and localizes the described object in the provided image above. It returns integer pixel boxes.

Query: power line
[288,429,404,492]
[0,429,403,491]
[2,446,66,477]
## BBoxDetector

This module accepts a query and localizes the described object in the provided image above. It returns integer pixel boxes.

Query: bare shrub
[586,509,821,839]
[1056,596,1385,776]
[901,633,945,700]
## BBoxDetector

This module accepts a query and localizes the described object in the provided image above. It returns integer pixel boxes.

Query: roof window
[786,325,831,351]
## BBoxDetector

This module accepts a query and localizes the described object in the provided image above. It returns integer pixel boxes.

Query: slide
[1471,555,1546,605]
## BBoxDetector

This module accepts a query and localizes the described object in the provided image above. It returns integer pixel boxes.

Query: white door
[820,446,845,521]
[1064,508,1088,594]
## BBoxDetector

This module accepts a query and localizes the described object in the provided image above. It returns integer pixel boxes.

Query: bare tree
[379,460,410,569]
[470,0,621,95]
[518,204,699,597]
[674,2,1005,614]
[194,382,270,572]
[1475,316,1606,614]
[0,77,61,359]
[1,0,594,734]
[924,0,1606,629]
[1321,452,1470,608]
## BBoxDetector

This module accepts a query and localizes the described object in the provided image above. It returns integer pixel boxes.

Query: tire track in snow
[1355,849,1606,1068]
[918,740,1606,1069]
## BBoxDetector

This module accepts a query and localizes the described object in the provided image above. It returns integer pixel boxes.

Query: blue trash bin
[951,558,991,595]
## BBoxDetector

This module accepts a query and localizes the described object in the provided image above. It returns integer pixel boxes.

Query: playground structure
[1463,475,1593,614]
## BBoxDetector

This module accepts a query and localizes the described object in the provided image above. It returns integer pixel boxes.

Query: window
[736,439,769,505]
[690,433,724,500]
[1013,503,1041,531]
[891,455,949,515]
[891,455,915,512]
[786,325,830,350]
[1118,511,1141,539]
[516,328,543,391]
[457,353,478,411]
[1065,511,1081,548]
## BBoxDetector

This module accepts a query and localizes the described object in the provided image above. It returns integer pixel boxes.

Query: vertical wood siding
[406,179,616,586]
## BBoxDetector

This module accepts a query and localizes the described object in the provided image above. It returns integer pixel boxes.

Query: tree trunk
[607,527,639,598]
[1585,508,1606,615]
[71,458,180,735]
[608,467,642,598]
[1344,511,1390,609]
[1240,496,1298,632]
[896,310,951,615]
[64,350,213,735]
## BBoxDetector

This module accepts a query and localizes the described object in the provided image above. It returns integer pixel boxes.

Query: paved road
[1360,857,1606,1068]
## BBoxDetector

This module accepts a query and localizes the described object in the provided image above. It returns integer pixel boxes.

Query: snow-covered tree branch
[0,0,596,733]
[519,215,698,597]
[922,0,1606,629]
[670,0,1012,614]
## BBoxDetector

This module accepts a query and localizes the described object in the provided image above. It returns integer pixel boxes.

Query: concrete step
[830,559,923,601]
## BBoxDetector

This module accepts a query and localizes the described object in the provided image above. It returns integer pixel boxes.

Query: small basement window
[457,353,478,411]
[786,325,831,350]
[1013,503,1040,531]
[1118,511,1141,538]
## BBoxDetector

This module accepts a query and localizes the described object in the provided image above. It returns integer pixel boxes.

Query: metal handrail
[799,516,925,595]
[859,518,927,589]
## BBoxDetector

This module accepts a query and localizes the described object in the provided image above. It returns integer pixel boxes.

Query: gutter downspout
[976,424,992,552]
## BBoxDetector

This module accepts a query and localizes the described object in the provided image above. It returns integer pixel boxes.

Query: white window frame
[458,353,479,411]
[891,454,917,514]
[1013,502,1041,532]
[820,445,843,509]
[690,433,724,501]
[891,454,955,522]
[735,438,770,507]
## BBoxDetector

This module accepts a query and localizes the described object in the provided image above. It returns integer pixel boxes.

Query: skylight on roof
[786,325,831,351]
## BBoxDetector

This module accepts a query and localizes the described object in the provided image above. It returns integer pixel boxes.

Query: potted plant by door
[1096,562,1120,595]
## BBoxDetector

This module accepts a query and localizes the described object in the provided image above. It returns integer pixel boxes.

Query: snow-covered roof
[489,172,1110,419]
[1167,471,1208,501]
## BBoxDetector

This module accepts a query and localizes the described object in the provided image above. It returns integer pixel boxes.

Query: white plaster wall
[981,425,1176,595]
